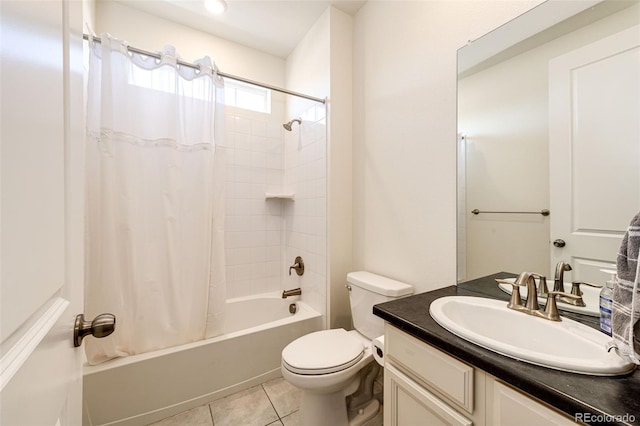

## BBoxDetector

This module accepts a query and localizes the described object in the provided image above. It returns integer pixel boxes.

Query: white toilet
[281,271,413,426]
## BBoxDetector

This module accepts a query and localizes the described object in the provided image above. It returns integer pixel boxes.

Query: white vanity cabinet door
[385,363,473,426]
[488,381,575,426]
[386,325,475,413]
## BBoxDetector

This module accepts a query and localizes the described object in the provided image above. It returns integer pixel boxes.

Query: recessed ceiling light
[204,0,227,14]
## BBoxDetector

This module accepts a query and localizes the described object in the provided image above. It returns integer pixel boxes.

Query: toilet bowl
[282,329,378,426]
[281,271,413,426]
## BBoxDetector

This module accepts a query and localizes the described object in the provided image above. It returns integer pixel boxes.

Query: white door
[549,25,640,283]
[1,1,86,424]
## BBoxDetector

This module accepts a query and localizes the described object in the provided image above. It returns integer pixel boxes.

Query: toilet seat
[282,329,364,375]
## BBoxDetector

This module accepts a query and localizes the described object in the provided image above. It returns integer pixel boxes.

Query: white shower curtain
[85,34,226,365]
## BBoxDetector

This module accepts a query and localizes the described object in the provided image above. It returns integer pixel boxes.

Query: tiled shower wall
[223,103,327,313]
[223,109,285,299]
[283,103,327,317]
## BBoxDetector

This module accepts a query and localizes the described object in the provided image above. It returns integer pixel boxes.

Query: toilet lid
[282,329,364,375]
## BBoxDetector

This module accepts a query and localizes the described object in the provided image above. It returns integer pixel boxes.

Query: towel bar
[471,209,550,216]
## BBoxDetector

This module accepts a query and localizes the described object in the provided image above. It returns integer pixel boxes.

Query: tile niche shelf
[265,192,295,200]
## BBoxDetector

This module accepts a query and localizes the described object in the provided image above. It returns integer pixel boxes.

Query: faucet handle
[496,278,525,286]
[570,281,602,296]
[556,281,600,307]
[496,279,524,310]
[543,291,582,321]
[288,256,304,276]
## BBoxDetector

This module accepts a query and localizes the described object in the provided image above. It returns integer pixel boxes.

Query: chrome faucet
[282,288,302,298]
[553,261,572,292]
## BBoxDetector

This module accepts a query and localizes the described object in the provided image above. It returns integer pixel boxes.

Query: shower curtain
[85,34,226,365]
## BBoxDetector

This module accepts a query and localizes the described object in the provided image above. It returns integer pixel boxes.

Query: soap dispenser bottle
[599,269,616,336]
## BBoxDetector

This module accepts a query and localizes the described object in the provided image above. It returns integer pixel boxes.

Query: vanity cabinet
[384,324,575,426]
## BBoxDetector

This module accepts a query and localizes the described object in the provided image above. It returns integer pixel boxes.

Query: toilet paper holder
[372,335,385,366]
[375,345,383,358]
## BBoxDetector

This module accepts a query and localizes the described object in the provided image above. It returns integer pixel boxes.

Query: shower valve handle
[289,256,305,276]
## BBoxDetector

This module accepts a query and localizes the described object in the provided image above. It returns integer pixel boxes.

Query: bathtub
[83,293,322,426]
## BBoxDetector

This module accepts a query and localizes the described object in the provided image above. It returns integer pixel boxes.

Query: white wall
[459,3,639,281]
[327,8,353,329]
[352,1,544,293]
[286,7,330,103]
[285,7,353,328]
[83,0,95,31]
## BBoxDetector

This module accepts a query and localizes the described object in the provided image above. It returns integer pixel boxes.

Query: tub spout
[282,288,302,298]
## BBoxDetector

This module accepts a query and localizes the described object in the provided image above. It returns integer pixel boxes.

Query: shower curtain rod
[83,34,326,104]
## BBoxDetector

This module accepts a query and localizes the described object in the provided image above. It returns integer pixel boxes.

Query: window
[125,59,271,113]
[224,79,271,114]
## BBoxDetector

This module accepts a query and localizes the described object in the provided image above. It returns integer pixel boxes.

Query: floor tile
[280,410,300,426]
[147,405,212,426]
[262,377,302,418]
[209,385,279,426]
[149,376,384,426]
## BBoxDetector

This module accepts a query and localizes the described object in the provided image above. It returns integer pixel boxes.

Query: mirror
[457,0,640,284]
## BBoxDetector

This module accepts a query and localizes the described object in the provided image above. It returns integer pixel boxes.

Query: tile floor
[148,376,384,426]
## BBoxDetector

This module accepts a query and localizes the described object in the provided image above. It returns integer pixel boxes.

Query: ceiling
[114,0,366,58]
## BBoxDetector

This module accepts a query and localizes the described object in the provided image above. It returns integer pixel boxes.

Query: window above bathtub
[224,80,271,114]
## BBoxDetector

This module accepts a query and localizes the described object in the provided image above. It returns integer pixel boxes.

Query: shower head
[283,118,302,131]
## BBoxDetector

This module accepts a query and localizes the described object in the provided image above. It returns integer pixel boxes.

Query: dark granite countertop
[373,272,640,425]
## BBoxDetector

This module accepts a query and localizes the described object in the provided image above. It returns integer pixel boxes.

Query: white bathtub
[83,294,322,426]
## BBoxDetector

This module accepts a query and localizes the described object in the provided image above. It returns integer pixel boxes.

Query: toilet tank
[347,271,413,340]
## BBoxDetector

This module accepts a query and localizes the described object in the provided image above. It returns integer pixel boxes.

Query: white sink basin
[497,277,600,317]
[429,296,636,376]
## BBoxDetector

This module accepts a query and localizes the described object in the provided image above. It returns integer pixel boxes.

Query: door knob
[553,239,566,248]
[74,313,116,347]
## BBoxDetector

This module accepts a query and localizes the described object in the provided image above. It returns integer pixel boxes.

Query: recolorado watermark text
[575,412,636,423]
